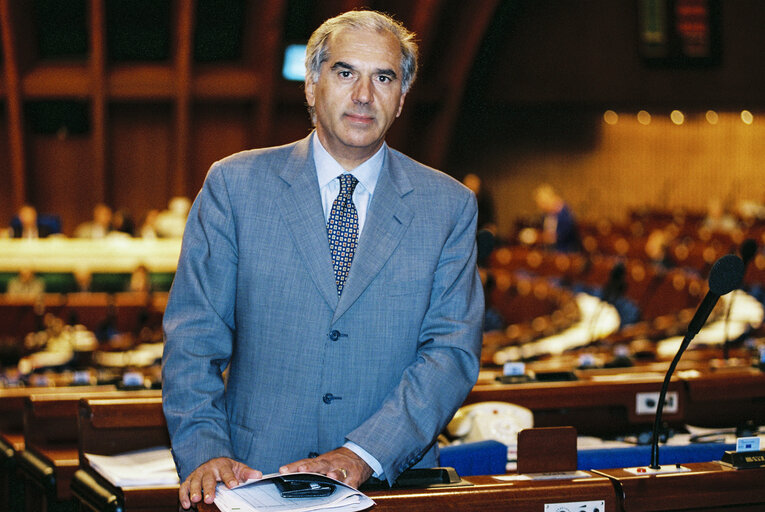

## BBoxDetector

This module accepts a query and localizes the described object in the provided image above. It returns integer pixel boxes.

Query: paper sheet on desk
[85,447,180,487]
[214,473,374,512]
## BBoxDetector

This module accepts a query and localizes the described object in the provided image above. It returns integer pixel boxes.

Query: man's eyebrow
[330,61,398,79]
[331,61,355,72]
[376,68,398,79]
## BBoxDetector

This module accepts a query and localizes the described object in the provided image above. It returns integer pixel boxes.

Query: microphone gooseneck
[649,254,745,469]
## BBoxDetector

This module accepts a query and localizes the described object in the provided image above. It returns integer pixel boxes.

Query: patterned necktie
[327,173,359,295]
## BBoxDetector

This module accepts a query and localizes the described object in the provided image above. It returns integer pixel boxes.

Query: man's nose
[352,76,373,104]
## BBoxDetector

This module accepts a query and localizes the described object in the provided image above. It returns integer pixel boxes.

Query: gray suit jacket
[162,133,483,484]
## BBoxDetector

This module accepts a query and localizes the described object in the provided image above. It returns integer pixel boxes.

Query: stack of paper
[85,446,180,487]
[215,473,375,512]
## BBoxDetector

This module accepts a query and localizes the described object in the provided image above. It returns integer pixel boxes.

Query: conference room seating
[71,396,177,512]
[15,390,161,512]
[0,386,105,512]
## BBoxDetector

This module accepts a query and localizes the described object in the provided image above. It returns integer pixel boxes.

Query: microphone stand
[648,253,745,469]
[722,295,734,361]
[649,332,693,469]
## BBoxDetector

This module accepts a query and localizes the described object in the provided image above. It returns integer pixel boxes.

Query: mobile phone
[273,476,336,498]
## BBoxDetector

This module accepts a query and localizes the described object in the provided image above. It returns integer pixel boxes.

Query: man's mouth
[345,113,374,124]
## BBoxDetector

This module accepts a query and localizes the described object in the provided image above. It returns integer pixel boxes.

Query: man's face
[305,27,407,168]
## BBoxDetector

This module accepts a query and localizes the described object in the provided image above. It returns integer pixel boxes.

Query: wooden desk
[367,473,616,512]
[0,239,181,273]
[594,462,765,511]
[466,372,686,437]
[71,396,178,512]
[468,363,765,436]
[682,366,765,428]
[192,464,765,512]
[193,473,617,512]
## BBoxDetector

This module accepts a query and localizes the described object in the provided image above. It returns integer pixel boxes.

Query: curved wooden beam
[173,0,195,198]
[89,0,108,203]
[250,0,288,147]
[420,0,501,170]
[0,0,27,210]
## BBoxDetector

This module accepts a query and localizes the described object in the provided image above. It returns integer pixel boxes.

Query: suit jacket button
[308,452,319,458]
[323,393,342,404]
[329,330,341,341]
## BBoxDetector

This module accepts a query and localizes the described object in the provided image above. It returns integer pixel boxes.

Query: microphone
[648,253,745,470]
[722,239,758,359]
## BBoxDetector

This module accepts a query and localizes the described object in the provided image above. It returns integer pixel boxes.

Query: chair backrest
[24,389,162,449]
[77,396,169,464]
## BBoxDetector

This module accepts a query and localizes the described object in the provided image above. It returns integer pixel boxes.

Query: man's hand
[278,447,373,489]
[179,457,262,509]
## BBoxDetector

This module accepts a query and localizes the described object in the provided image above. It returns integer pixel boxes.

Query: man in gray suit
[162,10,483,509]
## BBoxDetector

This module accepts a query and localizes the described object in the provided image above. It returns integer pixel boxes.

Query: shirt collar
[312,132,384,195]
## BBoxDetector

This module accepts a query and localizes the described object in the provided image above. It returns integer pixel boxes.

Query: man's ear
[305,78,316,107]
[395,92,407,118]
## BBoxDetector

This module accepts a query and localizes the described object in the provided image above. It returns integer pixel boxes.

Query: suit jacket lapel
[334,148,414,322]
[276,135,339,310]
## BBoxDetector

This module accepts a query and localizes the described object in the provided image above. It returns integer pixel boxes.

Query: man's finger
[200,470,220,503]
[218,464,239,489]
[327,467,348,482]
[178,480,192,509]
[187,473,205,504]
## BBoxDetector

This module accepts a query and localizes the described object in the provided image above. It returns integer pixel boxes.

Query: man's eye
[377,75,391,83]
[338,71,352,78]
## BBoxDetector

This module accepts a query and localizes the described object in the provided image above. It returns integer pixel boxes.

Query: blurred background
[2,0,764,237]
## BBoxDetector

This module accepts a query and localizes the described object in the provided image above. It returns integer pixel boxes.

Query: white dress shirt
[313,133,384,236]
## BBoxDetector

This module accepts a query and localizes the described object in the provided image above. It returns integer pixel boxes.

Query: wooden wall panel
[189,102,254,196]
[0,109,12,228]
[28,133,94,235]
[476,111,765,238]
[487,1,765,106]
[108,103,173,224]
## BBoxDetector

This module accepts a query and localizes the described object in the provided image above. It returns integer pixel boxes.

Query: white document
[85,446,180,487]
[214,473,375,512]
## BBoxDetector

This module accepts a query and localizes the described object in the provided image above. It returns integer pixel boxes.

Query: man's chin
[338,132,384,151]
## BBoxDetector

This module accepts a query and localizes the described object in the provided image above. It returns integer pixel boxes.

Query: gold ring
[337,468,348,480]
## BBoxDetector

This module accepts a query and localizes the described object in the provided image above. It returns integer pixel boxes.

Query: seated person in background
[701,197,739,234]
[74,203,112,238]
[73,266,94,293]
[645,228,676,271]
[6,267,45,299]
[110,208,136,237]
[155,197,191,238]
[462,173,496,233]
[138,209,160,239]
[533,183,581,252]
[128,265,152,293]
[10,204,55,239]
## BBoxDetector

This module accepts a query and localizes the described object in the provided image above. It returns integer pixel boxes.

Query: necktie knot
[338,173,358,198]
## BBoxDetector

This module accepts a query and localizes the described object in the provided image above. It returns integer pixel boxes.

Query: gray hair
[305,10,418,122]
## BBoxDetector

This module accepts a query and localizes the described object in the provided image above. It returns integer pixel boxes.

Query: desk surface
[467,364,765,434]
[595,462,765,511]
[179,473,619,512]
[193,464,765,512]
[0,238,181,272]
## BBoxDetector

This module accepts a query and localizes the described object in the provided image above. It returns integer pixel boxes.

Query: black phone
[273,475,336,498]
